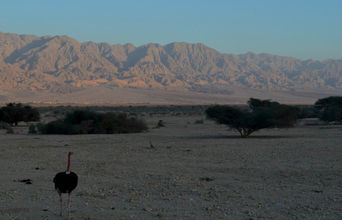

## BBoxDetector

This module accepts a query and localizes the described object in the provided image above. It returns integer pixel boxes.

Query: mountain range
[0,32,341,104]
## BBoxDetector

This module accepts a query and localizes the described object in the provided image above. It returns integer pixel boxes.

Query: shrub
[314,96,342,122]
[6,126,14,134]
[0,122,14,134]
[0,122,8,129]
[154,120,165,128]
[39,119,73,134]
[194,119,204,124]
[39,110,148,134]
[0,122,13,134]
[28,124,37,134]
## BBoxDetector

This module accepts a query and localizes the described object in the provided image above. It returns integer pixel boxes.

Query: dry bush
[39,110,148,134]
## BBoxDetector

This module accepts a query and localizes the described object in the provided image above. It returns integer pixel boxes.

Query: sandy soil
[0,115,341,219]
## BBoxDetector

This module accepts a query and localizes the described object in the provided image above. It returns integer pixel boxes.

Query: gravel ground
[0,116,341,219]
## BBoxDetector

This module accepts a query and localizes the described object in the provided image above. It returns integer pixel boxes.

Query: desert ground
[0,113,341,219]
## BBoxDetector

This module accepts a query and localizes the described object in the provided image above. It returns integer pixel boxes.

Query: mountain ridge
[0,32,341,104]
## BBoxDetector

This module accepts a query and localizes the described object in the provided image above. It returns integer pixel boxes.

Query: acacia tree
[205,98,299,137]
[314,96,342,122]
[0,103,40,126]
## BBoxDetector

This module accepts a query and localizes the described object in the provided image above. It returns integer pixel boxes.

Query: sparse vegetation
[38,110,148,134]
[155,120,165,128]
[37,105,208,117]
[194,119,204,124]
[205,98,299,137]
[28,124,37,134]
[0,121,14,134]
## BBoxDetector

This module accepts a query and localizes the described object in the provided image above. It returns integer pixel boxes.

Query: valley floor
[0,115,341,219]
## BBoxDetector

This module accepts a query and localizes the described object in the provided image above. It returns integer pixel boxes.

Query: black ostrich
[53,152,78,216]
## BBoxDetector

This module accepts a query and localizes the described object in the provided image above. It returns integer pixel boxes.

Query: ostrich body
[53,152,78,216]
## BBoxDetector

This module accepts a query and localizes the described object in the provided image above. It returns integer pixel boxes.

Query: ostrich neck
[66,155,71,172]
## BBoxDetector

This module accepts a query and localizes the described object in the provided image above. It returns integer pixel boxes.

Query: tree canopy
[205,98,299,137]
[0,103,40,126]
[314,96,342,122]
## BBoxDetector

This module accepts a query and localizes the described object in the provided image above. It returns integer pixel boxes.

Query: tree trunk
[237,128,255,137]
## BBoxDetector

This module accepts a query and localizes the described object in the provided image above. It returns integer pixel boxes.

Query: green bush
[39,110,148,134]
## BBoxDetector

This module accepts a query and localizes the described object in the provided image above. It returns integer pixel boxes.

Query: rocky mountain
[0,32,341,104]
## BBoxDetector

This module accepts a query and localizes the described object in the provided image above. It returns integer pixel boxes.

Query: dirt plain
[0,114,341,219]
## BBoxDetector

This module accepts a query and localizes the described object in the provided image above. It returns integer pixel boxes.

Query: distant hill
[0,32,341,104]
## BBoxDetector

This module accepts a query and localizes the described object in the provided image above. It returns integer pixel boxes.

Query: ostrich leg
[59,192,63,216]
[67,192,72,217]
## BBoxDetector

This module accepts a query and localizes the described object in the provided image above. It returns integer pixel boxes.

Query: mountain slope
[0,32,341,104]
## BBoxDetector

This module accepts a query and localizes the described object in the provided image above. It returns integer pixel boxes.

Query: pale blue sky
[0,0,341,60]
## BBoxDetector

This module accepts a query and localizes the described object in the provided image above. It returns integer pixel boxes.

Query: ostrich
[53,152,78,216]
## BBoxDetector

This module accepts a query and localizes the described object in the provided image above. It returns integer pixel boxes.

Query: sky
[0,0,341,60]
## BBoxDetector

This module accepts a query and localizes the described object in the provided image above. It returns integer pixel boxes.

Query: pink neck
[67,154,71,172]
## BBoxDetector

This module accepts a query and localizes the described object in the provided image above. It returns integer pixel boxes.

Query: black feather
[53,171,78,193]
